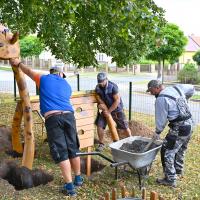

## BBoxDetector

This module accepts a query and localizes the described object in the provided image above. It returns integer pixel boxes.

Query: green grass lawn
[0,101,200,199]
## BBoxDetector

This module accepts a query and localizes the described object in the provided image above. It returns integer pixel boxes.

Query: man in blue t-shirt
[10,58,82,197]
[95,72,131,151]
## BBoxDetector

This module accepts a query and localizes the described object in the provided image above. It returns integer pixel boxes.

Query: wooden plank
[73,103,95,111]
[79,137,94,149]
[78,130,94,140]
[71,96,97,105]
[77,124,95,131]
[31,102,40,111]
[76,117,95,127]
[75,109,94,119]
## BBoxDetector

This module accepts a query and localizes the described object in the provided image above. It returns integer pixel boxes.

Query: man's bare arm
[108,93,120,113]
[10,58,40,81]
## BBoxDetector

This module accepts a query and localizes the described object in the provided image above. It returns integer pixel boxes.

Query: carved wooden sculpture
[0,24,34,169]
[0,24,20,59]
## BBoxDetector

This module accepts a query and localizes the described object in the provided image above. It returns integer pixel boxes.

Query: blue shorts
[95,111,129,130]
[45,112,80,164]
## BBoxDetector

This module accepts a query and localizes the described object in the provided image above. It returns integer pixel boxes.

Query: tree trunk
[127,65,129,73]
[157,60,161,79]
[12,67,34,169]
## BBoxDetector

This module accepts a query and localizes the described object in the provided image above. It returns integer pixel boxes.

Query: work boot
[61,182,76,197]
[156,178,176,187]
[176,170,184,178]
[96,143,105,152]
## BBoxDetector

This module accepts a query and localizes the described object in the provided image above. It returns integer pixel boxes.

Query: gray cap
[146,80,162,92]
[50,66,66,78]
[97,72,107,83]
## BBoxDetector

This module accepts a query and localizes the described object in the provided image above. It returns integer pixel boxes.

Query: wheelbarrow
[77,136,162,189]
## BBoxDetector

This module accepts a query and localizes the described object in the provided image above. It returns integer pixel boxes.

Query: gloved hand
[152,132,160,141]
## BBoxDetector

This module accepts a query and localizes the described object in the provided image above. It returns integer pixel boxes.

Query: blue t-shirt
[95,81,123,112]
[39,74,74,116]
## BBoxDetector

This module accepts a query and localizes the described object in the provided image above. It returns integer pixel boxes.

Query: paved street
[1,70,199,125]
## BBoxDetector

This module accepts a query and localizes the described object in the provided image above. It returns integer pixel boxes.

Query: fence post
[129,82,132,121]
[77,73,80,91]
[14,76,17,100]
[36,85,39,95]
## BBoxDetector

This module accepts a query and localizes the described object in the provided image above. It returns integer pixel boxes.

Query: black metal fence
[0,73,200,132]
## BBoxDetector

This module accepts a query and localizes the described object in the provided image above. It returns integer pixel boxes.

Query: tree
[193,50,200,70]
[20,36,44,58]
[0,0,165,67]
[146,23,187,80]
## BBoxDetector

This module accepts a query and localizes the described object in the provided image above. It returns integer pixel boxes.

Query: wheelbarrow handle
[76,152,115,163]
[110,161,129,168]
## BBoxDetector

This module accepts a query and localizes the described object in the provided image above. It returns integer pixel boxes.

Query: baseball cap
[49,66,66,78]
[97,72,107,83]
[146,80,162,92]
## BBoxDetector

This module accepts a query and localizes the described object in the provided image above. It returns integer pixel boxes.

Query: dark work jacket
[95,81,123,112]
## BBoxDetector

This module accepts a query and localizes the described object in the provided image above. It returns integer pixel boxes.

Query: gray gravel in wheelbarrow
[120,140,159,153]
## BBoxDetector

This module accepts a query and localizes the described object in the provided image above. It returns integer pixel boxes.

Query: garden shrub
[178,63,200,84]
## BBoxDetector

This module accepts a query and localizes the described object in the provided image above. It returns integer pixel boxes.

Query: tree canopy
[193,50,200,66]
[20,35,44,58]
[0,0,165,67]
[146,23,187,64]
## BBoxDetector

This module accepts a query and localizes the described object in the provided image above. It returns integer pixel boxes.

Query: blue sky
[154,0,200,36]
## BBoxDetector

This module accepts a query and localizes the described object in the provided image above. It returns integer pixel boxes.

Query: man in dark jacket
[95,72,131,151]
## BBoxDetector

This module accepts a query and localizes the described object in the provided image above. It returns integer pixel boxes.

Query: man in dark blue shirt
[95,72,131,151]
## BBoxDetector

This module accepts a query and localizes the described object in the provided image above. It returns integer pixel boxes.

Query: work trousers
[160,119,193,182]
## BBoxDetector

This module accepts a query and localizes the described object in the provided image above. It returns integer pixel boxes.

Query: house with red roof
[179,34,200,65]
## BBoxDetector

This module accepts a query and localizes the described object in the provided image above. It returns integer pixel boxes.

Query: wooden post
[12,67,34,169]
[105,192,110,200]
[121,185,126,198]
[131,187,135,197]
[12,101,23,153]
[86,146,92,176]
[150,191,158,200]
[112,188,117,200]
[142,187,147,200]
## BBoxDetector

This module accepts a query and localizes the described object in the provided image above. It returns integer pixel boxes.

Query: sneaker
[74,175,83,187]
[61,182,76,197]
[156,178,176,187]
[96,143,105,152]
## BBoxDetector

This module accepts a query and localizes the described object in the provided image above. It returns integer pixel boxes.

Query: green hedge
[178,63,200,84]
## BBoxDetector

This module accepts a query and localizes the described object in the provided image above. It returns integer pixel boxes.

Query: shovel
[142,137,156,153]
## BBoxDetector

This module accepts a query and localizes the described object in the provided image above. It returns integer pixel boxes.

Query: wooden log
[142,187,147,200]
[86,146,92,176]
[131,187,135,197]
[121,185,126,198]
[112,188,117,200]
[150,191,158,200]
[12,102,23,153]
[105,114,119,142]
[12,67,34,169]
[105,192,110,200]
